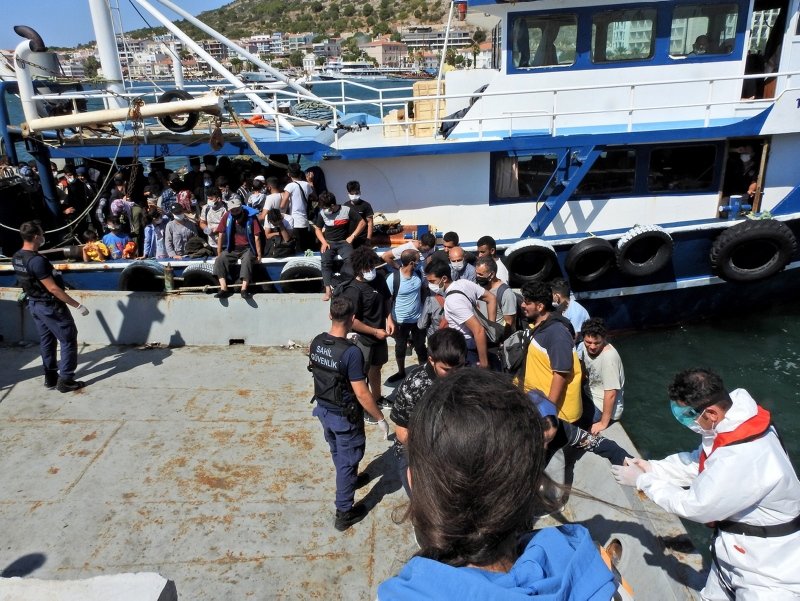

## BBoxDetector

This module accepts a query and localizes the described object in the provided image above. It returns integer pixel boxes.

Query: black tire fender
[118,260,165,292]
[565,237,615,283]
[157,90,200,133]
[615,225,673,277]
[504,239,560,287]
[279,258,324,293]
[710,219,797,282]
[180,262,217,292]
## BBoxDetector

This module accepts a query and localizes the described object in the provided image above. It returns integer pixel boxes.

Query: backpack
[499,313,574,378]
[330,274,355,298]
[496,282,528,333]
[445,289,506,345]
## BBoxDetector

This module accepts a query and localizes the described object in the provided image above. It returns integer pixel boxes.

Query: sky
[1,0,232,50]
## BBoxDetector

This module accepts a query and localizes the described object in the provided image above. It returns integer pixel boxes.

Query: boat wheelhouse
[1,0,800,328]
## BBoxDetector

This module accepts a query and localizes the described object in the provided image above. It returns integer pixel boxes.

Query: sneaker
[355,472,371,489]
[385,371,406,384]
[44,371,58,389]
[334,504,367,531]
[364,413,380,424]
[214,289,233,299]
[240,290,253,299]
[57,379,86,393]
[377,396,393,409]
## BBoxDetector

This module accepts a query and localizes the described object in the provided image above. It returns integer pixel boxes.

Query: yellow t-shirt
[522,319,583,423]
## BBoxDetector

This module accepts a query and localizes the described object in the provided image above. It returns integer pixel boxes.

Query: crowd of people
[306,233,800,600]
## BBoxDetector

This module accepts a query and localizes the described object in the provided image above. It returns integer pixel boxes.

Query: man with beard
[213,196,263,299]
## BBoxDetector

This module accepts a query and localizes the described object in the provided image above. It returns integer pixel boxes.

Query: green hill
[128,0,451,40]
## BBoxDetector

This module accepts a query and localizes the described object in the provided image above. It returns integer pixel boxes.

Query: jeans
[28,299,78,380]
[313,404,366,512]
[320,240,354,287]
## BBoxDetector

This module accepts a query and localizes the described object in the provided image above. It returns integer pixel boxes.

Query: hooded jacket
[377,524,615,601]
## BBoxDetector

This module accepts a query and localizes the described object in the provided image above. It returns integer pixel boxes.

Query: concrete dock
[0,290,706,599]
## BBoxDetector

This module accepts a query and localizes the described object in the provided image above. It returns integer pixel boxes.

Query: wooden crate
[382,109,413,138]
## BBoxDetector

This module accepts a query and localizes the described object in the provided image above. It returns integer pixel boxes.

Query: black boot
[57,378,86,393]
[334,504,367,531]
[44,370,59,389]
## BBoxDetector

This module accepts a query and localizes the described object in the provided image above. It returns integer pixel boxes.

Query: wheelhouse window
[591,9,657,63]
[573,150,636,197]
[495,154,559,199]
[648,145,717,192]
[670,4,739,56]
[511,13,578,68]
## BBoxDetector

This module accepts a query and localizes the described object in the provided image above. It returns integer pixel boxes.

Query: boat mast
[133,0,296,133]
[151,0,319,100]
[87,0,127,111]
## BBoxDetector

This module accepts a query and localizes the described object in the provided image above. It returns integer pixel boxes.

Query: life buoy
[157,90,200,133]
[118,260,165,292]
[278,257,324,293]
[565,237,615,283]
[504,239,560,287]
[710,219,797,282]
[180,262,217,292]
[615,225,673,277]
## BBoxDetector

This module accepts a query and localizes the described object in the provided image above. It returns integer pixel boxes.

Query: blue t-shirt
[389,271,423,324]
[102,232,131,259]
[340,344,366,404]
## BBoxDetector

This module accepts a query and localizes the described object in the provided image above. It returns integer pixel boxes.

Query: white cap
[253,175,265,182]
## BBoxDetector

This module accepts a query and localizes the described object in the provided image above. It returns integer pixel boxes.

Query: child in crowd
[102,216,131,260]
[81,230,110,262]
[142,209,167,259]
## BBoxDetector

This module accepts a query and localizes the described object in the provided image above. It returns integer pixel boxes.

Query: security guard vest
[308,333,355,409]
[12,249,57,300]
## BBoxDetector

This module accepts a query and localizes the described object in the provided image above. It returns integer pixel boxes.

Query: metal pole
[152,0,318,100]
[87,0,127,111]
[434,1,456,138]
[133,0,295,133]
[0,82,19,164]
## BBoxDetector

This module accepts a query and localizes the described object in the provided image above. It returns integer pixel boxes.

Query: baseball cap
[227,196,243,209]
[76,166,88,176]
[528,390,558,419]
[253,175,265,183]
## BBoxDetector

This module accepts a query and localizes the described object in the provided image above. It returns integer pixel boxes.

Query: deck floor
[0,343,705,599]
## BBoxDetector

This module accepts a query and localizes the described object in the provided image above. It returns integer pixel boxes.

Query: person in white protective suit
[612,368,800,600]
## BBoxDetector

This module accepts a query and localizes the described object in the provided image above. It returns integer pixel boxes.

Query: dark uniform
[308,332,366,513]
[12,249,79,386]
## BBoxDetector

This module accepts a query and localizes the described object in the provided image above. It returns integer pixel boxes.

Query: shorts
[357,336,388,368]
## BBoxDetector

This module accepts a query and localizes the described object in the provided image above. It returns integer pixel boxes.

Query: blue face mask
[670,400,702,429]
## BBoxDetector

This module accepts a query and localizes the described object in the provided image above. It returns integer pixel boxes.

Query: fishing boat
[1,0,800,330]
[317,60,390,81]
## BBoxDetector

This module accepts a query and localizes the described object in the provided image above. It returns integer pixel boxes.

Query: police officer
[309,296,390,531]
[12,221,90,392]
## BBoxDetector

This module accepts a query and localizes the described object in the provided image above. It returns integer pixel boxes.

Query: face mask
[428,281,441,294]
[107,225,118,231]
[174,214,185,221]
[348,194,361,202]
[67,176,75,183]
[669,400,713,434]
[475,275,491,287]
[204,180,212,187]
[362,269,377,282]
[450,261,464,271]
[740,153,751,163]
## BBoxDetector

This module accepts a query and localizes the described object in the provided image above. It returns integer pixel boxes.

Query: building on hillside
[402,26,474,52]
[202,39,228,62]
[312,39,341,59]
[286,33,315,53]
[302,52,317,74]
[360,39,408,67]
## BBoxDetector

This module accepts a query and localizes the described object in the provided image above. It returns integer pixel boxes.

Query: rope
[169,275,323,294]
[225,102,289,169]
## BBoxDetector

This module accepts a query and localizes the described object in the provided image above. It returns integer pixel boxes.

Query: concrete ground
[0,343,705,600]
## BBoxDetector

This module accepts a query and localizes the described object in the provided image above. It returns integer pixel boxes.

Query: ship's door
[747,0,794,97]
[719,137,770,214]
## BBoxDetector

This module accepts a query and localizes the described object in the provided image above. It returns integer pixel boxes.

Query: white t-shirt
[444,279,485,342]
[478,283,517,326]
[265,192,283,212]
[285,180,313,228]
[577,342,625,419]
[267,214,294,237]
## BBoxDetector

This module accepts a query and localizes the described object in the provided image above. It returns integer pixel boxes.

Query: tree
[83,56,100,79]
[472,28,487,45]
[342,4,355,17]
[230,56,242,73]
[361,4,373,17]
[289,50,304,67]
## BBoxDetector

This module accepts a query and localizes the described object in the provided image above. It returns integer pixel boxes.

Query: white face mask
[450,261,464,271]
[740,153,751,163]
[174,214,185,221]
[362,269,377,282]
[348,194,361,201]
[428,282,441,294]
